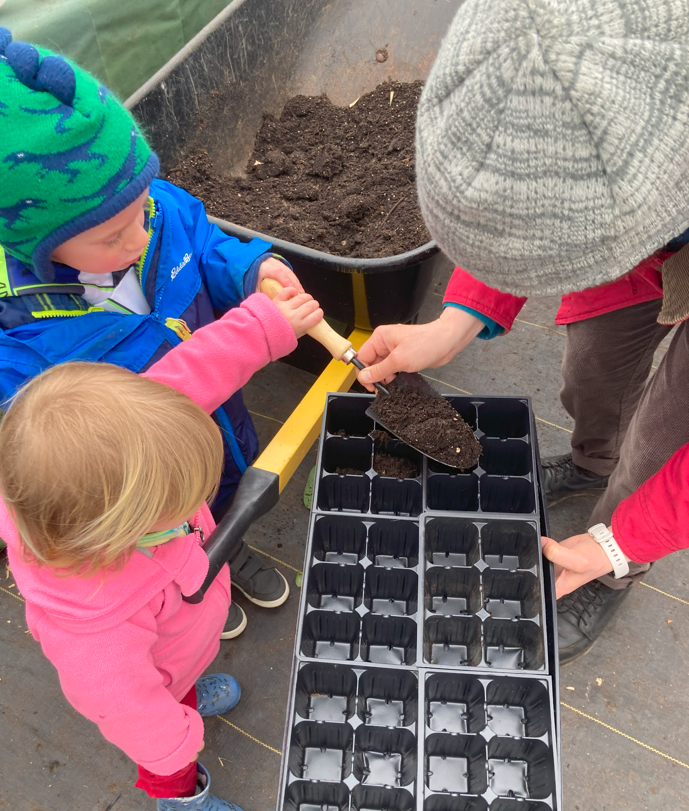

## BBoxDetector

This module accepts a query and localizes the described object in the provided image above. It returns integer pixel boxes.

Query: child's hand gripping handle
[260,278,355,362]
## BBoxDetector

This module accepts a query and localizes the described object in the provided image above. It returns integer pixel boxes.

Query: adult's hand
[541,534,616,599]
[356,307,485,391]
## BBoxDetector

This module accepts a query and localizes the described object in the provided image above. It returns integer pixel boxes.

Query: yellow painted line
[562,703,689,769]
[547,491,602,509]
[247,544,300,574]
[0,584,24,602]
[421,374,573,433]
[514,317,567,337]
[533,416,573,433]
[248,410,284,425]
[640,581,689,607]
[421,374,471,395]
[254,329,370,491]
[217,716,282,755]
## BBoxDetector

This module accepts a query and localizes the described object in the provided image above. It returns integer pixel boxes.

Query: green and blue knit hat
[0,28,159,282]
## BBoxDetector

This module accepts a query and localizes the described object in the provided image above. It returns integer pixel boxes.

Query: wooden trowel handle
[260,278,353,361]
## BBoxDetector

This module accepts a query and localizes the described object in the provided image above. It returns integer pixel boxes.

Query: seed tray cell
[425,673,486,735]
[487,738,555,800]
[369,521,420,569]
[313,516,368,564]
[307,563,365,612]
[481,521,539,571]
[483,619,545,672]
[425,519,481,567]
[423,616,483,668]
[288,721,354,782]
[361,615,417,666]
[278,393,560,811]
[365,568,419,616]
[327,396,377,438]
[283,781,350,811]
[301,611,361,661]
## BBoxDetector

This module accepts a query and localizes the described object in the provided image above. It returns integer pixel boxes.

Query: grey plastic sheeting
[0,0,232,99]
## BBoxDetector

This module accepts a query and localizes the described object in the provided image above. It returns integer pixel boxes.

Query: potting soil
[335,467,366,476]
[167,81,430,258]
[369,428,394,446]
[373,379,482,470]
[373,452,419,479]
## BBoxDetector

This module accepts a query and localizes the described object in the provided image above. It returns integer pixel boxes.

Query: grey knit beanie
[416,0,689,297]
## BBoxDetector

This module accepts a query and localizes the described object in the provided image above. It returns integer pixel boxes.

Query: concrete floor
[2,261,689,810]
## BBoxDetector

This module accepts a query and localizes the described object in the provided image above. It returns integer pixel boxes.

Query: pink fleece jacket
[3,293,297,775]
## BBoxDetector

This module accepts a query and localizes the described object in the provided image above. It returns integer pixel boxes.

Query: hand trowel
[259,278,389,394]
[365,371,482,470]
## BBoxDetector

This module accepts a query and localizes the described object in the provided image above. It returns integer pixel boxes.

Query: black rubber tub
[126,0,461,371]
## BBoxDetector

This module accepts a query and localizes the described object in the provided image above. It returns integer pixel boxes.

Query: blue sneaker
[156,763,244,810]
[195,673,241,717]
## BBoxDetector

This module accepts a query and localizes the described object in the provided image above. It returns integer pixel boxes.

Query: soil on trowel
[373,452,419,479]
[373,379,482,470]
[335,467,366,476]
[167,81,430,258]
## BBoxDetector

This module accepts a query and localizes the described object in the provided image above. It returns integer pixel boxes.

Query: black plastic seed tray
[283,664,558,811]
[278,393,561,811]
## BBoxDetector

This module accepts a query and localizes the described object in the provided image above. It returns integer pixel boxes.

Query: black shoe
[541,452,610,500]
[557,580,631,665]
[220,601,247,640]
[228,540,290,608]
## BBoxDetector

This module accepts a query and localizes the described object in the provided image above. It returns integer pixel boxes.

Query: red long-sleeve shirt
[613,444,689,563]
[444,256,667,333]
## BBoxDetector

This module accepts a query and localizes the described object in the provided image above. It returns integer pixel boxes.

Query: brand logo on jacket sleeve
[171,252,192,280]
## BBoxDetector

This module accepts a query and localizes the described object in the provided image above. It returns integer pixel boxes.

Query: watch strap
[588,523,630,579]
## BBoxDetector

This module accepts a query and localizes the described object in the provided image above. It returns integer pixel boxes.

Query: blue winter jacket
[0,179,274,511]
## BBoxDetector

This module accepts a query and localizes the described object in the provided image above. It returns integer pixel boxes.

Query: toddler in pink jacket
[0,288,322,810]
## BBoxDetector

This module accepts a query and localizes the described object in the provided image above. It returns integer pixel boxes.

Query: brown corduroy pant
[559,299,689,588]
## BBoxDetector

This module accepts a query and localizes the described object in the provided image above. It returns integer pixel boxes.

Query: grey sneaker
[541,452,609,500]
[228,540,289,608]
[219,602,247,640]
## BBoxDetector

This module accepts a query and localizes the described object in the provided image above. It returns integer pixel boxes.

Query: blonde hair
[0,362,224,576]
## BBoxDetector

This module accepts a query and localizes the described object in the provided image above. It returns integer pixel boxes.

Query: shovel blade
[365,373,464,469]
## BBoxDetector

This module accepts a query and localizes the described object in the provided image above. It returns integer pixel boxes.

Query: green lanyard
[136,522,191,550]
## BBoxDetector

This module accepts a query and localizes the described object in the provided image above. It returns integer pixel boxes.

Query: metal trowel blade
[365,372,460,467]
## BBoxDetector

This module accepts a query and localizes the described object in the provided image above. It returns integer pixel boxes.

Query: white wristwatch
[588,523,629,579]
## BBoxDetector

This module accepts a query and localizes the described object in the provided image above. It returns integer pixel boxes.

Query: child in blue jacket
[0,28,306,636]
